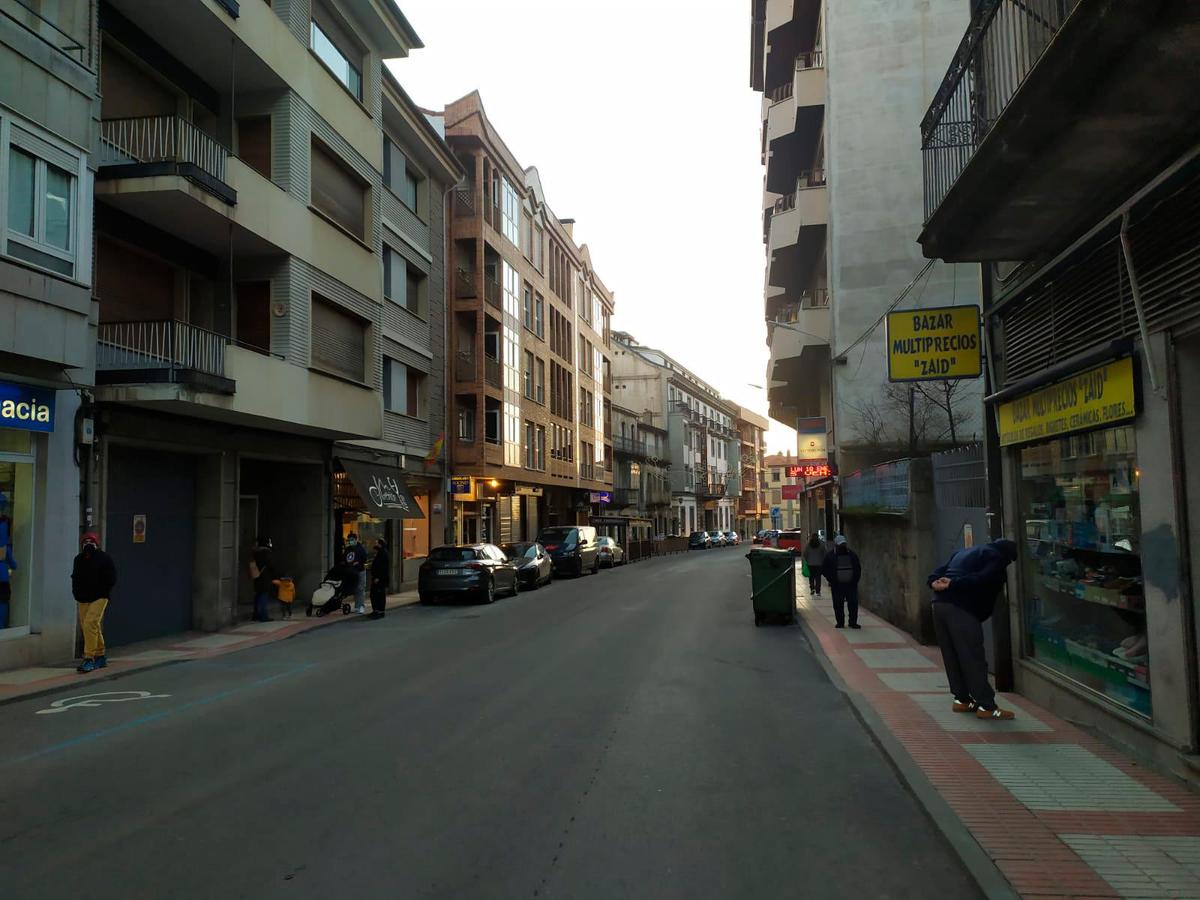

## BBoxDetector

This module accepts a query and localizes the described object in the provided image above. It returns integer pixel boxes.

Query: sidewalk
[0,590,420,705]
[794,576,1200,899]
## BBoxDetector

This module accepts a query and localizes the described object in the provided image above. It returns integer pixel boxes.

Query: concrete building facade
[0,0,99,669]
[736,406,769,538]
[441,93,614,545]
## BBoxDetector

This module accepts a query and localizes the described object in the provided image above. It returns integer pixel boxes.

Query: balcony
[697,481,728,500]
[1,0,91,66]
[454,186,477,219]
[919,0,1200,262]
[455,352,477,383]
[614,488,640,508]
[765,51,825,145]
[97,320,234,394]
[455,268,478,300]
[98,116,236,205]
[484,277,502,311]
[484,355,501,388]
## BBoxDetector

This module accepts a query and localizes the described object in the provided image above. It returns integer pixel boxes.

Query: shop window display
[402,493,430,560]
[0,429,34,631]
[1018,424,1148,715]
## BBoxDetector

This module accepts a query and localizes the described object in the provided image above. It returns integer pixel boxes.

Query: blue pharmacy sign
[590,491,611,505]
[0,381,55,432]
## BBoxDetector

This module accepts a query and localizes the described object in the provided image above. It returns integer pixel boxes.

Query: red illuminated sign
[786,464,833,479]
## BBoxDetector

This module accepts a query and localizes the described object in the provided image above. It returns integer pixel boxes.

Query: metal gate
[931,443,993,671]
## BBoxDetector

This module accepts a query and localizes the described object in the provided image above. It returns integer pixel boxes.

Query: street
[1,550,979,900]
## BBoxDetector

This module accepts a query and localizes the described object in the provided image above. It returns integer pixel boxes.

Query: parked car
[755,529,775,545]
[724,530,741,546]
[502,541,553,589]
[418,544,520,605]
[775,530,805,553]
[688,530,712,550]
[536,525,600,576]
[596,536,625,568]
[709,530,727,548]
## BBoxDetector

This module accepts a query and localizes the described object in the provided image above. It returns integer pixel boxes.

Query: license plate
[436,569,459,576]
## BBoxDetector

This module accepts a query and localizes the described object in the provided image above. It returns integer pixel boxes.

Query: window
[535,358,545,404]
[6,144,77,277]
[237,116,272,180]
[500,177,519,245]
[310,7,363,99]
[384,358,424,418]
[311,139,366,240]
[536,425,546,470]
[311,295,366,382]
[772,471,781,483]
[523,350,535,399]
[457,403,475,441]
[533,225,544,271]
[534,293,544,338]
[522,282,533,331]
[579,336,593,376]
[580,388,594,427]
[384,137,421,212]
[525,420,536,469]
[521,211,532,258]
[384,247,424,316]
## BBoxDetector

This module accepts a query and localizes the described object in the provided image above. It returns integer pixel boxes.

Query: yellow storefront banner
[886,304,982,382]
[997,356,1138,447]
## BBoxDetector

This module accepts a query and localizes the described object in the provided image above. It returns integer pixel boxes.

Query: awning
[336,457,425,519]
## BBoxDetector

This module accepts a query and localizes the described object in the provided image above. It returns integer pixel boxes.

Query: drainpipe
[440,177,460,546]
[1118,211,1161,394]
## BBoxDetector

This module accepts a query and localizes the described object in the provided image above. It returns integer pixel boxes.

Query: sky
[387,0,798,456]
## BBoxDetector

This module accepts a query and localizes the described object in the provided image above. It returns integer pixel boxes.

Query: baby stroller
[306,565,355,617]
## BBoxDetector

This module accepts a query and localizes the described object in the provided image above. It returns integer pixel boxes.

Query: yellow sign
[886,305,982,382]
[997,357,1138,447]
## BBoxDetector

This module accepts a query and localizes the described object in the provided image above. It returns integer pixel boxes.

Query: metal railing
[99,116,230,185]
[453,186,476,218]
[455,267,477,300]
[920,0,1081,221]
[796,49,824,71]
[613,435,648,458]
[97,320,227,379]
[767,80,793,103]
[841,458,911,513]
[484,355,501,387]
[614,488,640,508]
[1,0,89,65]
[455,351,476,382]
[484,277,501,310]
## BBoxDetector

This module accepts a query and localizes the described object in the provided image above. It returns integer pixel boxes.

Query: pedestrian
[249,536,273,622]
[369,538,390,620]
[0,493,15,629]
[927,539,1020,721]
[71,532,117,673]
[343,532,368,614]
[803,533,826,596]
[821,534,862,629]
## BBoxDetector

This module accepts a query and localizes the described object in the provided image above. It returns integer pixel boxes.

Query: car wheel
[419,592,435,606]
[510,576,520,597]
[545,569,553,586]
[482,579,495,604]
[592,558,600,575]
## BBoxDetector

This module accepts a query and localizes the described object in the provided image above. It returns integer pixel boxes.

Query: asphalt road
[0,547,980,900]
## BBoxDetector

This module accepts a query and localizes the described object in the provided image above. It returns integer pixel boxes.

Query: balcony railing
[614,488,640,508]
[698,481,728,500]
[920,0,1080,221]
[842,458,912,513]
[484,355,501,388]
[455,268,477,300]
[455,351,477,382]
[613,435,648,458]
[772,169,826,217]
[97,320,229,385]
[99,116,230,187]
[767,80,793,103]
[484,277,502,310]
[1,0,89,66]
[796,49,824,71]
[453,186,476,218]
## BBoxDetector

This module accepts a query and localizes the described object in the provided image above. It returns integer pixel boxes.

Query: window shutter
[310,140,365,240]
[312,296,365,381]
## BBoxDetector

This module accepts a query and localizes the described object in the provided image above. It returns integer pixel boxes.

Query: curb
[794,604,1019,900]
[0,596,422,709]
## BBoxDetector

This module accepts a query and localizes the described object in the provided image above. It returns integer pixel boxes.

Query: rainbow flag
[425,432,445,468]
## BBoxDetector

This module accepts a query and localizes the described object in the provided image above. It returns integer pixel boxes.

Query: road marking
[35,690,172,715]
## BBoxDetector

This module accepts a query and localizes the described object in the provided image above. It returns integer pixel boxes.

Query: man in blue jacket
[927,539,1019,721]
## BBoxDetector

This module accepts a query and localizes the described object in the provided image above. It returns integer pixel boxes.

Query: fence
[652,536,688,555]
[97,320,227,379]
[99,116,230,184]
[841,458,911,512]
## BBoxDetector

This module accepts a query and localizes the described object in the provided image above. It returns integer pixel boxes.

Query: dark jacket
[927,539,1018,622]
[370,548,389,587]
[822,546,862,591]
[72,547,117,604]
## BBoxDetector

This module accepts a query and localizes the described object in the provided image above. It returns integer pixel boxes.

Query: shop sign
[997,357,1138,447]
[515,485,543,496]
[786,463,835,479]
[336,457,424,519]
[886,305,982,382]
[132,514,147,544]
[781,485,803,500]
[0,381,55,433]
[795,417,827,463]
[449,476,474,501]
[590,491,611,505]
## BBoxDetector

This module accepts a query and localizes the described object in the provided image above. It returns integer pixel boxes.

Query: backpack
[836,553,856,585]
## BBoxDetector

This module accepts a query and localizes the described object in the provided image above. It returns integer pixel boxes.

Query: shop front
[449,477,552,546]
[334,455,427,590]
[997,355,1167,727]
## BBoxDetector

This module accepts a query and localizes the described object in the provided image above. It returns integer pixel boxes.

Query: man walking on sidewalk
[822,535,862,629]
[928,539,1019,721]
[72,532,117,674]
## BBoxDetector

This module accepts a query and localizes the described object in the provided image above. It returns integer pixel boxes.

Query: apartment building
[750,0,981,495]
[611,332,739,535]
[609,401,670,543]
[918,0,1200,779]
[735,407,769,537]
[88,0,435,643]
[763,453,804,531]
[0,1,98,669]
[441,92,614,545]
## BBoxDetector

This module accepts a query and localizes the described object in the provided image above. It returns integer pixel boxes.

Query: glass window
[311,295,365,381]
[534,293,544,338]
[310,16,362,99]
[0,446,34,631]
[384,138,421,211]
[522,283,533,330]
[1018,424,1148,716]
[7,148,35,236]
[402,493,431,560]
[384,359,424,418]
[6,144,76,277]
[45,164,71,250]
[311,139,365,240]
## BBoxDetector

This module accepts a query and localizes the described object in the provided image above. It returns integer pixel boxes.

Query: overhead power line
[833,259,937,362]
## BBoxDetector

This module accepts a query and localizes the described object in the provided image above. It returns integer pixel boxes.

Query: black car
[688,530,712,550]
[502,541,553,589]
[418,544,520,605]
[536,526,600,576]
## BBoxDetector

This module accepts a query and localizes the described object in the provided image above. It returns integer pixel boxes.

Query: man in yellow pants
[71,532,117,674]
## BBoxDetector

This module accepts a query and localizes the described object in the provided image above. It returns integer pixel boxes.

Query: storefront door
[0,430,35,633]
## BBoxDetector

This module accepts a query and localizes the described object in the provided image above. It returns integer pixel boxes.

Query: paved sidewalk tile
[913,695,1051,733]
[113,649,193,662]
[967,745,1180,812]
[1061,834,1200,898]
[175,634,257,650]
[855,648,938,670]
[841,627,904,644]
[0,667,76,685]
[877,671,952,693]
[231,621,295,634]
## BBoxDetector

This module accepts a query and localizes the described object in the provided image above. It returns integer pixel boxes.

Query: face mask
[347,538,357,546]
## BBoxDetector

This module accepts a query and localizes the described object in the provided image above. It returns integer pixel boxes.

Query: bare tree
[847,380,975,454]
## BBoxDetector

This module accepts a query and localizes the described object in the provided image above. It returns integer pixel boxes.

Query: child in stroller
[306,563,358,617]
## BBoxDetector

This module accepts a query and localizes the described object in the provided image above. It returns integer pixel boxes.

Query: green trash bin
[746,547,797,626]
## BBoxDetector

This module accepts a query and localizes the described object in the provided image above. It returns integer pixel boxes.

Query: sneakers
[975,706,1015,721]
[76,658,98,674]
[848,623,862,630]
[834,623,845,629]
[94,655,107,669]
[952,699,978,713]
